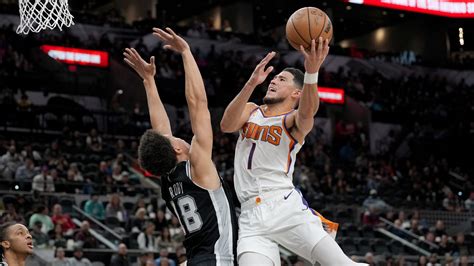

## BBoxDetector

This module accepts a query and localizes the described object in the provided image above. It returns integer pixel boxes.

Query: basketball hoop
[16,0,74,35]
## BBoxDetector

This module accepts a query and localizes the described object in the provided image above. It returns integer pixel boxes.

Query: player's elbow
[220,120,233,133]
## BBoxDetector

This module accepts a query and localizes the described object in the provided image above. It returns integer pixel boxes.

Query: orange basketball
[286,7,333,51]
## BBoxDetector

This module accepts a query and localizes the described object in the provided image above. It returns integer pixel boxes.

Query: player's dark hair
[138,129,177,177]
[0,222,15,260]
[283,67,304,89]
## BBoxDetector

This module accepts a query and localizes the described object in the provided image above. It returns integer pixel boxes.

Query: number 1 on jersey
[247,143,256,169]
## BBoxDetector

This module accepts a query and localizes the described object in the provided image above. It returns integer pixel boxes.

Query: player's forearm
[298,83,320,119]
[143,77,172,135]
[182,50,207,109]
[220,82,256,132]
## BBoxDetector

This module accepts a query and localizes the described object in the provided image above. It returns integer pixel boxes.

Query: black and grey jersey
[162,161,238,266]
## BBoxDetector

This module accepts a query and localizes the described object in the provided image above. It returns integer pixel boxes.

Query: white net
[16,0,74,35]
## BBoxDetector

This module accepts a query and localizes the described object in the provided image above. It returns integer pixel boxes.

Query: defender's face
[263,71,299,104]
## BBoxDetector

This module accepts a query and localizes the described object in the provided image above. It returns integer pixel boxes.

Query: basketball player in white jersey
[0,222,33,266]
[221,38,366,265]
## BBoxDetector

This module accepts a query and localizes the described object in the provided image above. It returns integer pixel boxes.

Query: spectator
[74,221,97,248]
[175,245,186,264]
[67,163,84,182]
[168,217,184,243]
[32,165,55,192]
[442,190,463,212]
[98,161,111,181]
[52,224,67,248]
[137,222,156,251]
[154,209,168,232]
[52,247,70,266]
[86,128,102,152]
[452,233,468,256]
[112,164,124,182]
[84,193,105,221]
[119,171,136,196]
[110,243,130,266]
[51,204,75,235]
[68,246,92,266]
[106,193,128,223]
[29,205,54,234]
[418,255,428,266]
[459,256,469,266]
[154,249,176,266]
[15,157,37,181]
[132,252,153,266]
[156,227,176,253]
[1,145,22,179]
[20,143,41,162]
[362,189,391,215]
[31,221,49,247]
[434,220,446,237]
[363,252,375,266]
[44,141,61,162]
[129,207,147,233]
[464,192,474,211]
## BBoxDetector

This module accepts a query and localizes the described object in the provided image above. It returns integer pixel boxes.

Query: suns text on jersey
[241,122,282,146]
[169,182,184,198]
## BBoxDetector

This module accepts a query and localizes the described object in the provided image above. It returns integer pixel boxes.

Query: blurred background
[0,0,472,265]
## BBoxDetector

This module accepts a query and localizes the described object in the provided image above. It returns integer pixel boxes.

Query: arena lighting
[40,45,109,67]
[318,87,345,104]
[345,0,474,18]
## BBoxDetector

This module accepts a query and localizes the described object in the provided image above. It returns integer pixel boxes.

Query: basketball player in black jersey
[0,222,33,266]
[124,27,238,266]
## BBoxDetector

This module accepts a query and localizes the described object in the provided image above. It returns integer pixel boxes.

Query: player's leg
[239,252,274,266]
[311,235,368,266]
[237,235,280,266]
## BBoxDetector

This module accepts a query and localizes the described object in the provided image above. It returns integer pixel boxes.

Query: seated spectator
[106,194,128,223]
[113,153,129,172]
[74,221,97,248]
[110,243,130,266]
[1,145,22,179]
[68,246,92,266]
[51,204,75,235]
[442,190,463,212]
[137,222,156,251]
[84,193,105,221]
[129,207,147,233]
[86,128,102,152]
[31,221,49,247]
[15,157,37,181]
[168,217,184,243]
[452,233,468,256]
[98,161,111,181]
[0,204,26,224]
[67,163,83,182]
[464,192,474,211]
[29,205,54,234]
[154,209,168,232]
[157,227,176,253]
[418,256,428,266]
[434,220,446,237]
[20,143,41,162]
[154,249,176,266]
[32,165,55,192]
[362,189,391,215]
[437,235,453,255]
[132,252,153,266]
[52,224,67,248]
[112,164,124,182]
[44,141,61,162]
[119,171,136,196]
[52,247,69,266]
[363,252,375,266]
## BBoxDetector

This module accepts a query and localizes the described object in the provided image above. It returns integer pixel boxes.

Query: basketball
[286,7,333,51]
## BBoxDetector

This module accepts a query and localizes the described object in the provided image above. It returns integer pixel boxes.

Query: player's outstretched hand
[247,51,276,87]
[123,48,156,80]
[299,37,329,74]
[153,27,190,54]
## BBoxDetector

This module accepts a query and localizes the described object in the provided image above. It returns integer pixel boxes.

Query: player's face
[3,224,34,255]
[264,71,298,105]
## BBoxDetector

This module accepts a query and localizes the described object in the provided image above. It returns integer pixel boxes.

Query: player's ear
[173,146,182,155]
[291,89,302,99]
[1,240,10,250]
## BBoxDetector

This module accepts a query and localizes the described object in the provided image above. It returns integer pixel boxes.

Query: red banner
[319,87,345,104]
[40,45,109,67]
[347,0,474,18]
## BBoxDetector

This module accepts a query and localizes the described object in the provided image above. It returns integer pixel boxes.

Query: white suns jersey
[234,107,303,203]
